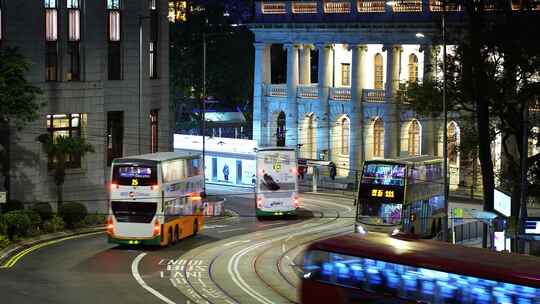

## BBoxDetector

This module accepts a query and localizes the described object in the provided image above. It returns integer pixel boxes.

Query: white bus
[255,147,299,218]
[107,152,205,246]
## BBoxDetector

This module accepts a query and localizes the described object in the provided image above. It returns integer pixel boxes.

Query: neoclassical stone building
[250,1,456,178]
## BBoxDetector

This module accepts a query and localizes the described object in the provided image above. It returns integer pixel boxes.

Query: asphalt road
[0,186,306,304]
[0,185,489,304]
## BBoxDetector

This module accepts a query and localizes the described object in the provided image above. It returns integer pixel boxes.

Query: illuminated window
[408,54,418,83]
[150,109,159,153]
[67,0,79,8]
[341,117,350,155]
[108,0,121,80]
[447,121,459,165]
[373,118,384,157]
[107,0,119,9]
[374,53,383,90]
[45,9,58,41]
[341,63,350,86]
[149,0,156,10]
[168,1,187,22]
[408,120,420,155]
[68,9,80,41]
[46,114,85,168]
[45,0,56,8]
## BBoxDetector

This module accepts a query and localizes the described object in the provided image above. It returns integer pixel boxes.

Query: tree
[169,0,254,125]
[0,48,43,195]
[403,1,540,244]
[37,134,95,207]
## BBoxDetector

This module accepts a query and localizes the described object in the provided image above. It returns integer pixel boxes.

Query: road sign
[452,208,464,225]
[0,191,6,204]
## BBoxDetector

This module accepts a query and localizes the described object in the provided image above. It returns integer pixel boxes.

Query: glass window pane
[67,0,79,8]
[109,11,120,41]
[52,117,70,128]
[68,9,80,41]
[46,9,58,41]
[71,116,79,127]
[45,0,56,8]
[107,0,120,10]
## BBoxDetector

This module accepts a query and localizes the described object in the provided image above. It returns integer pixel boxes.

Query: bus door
[402,204,411,232]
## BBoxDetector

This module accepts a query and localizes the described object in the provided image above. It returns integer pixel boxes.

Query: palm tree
[37,134,94,207]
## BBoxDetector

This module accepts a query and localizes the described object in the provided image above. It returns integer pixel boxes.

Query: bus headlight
[391,228,400,236]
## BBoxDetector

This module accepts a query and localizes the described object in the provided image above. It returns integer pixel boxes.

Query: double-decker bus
[255,147,299,218]
[302,232,540,304]
[107,152,205,246]
[356,156,444,237]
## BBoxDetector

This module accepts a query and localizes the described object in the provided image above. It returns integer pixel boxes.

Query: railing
[330,87,352,100]
[292,1,318,13]
[531,100,540,113]
[392,0,422,12]
[362,89,385,103]
[266,84,288,97]
[261,2,287,14]
[357,0,386,12]
[324,1,352,13]
[429,0,462,11]
[297,85,319,99]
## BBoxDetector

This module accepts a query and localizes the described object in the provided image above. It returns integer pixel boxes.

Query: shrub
[1,200,24,214]
[3,210,31,240]
[0,235,10,250]
[23,209,42,229]
[59,202,87,228]
[0,215,6,235]
[43,215,65,233]
[84,213,107,227]
[32,202,53,221]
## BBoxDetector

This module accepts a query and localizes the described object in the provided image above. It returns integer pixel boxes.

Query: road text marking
[132,252,176,304]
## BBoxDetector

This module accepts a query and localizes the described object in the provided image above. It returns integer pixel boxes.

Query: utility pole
[441,1,449,242]
[202,32,207,195]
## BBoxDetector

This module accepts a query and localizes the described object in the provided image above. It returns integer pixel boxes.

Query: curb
[0,226,105,267]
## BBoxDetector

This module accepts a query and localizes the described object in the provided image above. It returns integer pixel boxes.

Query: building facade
[1,0,171,212]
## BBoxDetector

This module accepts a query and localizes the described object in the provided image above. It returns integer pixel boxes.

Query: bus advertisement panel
[255,147,299,218]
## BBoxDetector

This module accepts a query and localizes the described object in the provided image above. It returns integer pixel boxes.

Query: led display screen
[362,163,406,186]
[304,250,540,304]
[524,218,540,235]
[113,165,157,186]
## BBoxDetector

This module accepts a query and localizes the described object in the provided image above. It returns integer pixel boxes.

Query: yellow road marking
[0,231,104,269]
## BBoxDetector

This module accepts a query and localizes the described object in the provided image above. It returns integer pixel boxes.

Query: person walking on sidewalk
[329,162,337,180]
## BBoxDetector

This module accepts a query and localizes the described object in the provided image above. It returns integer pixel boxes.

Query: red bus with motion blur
[301,232,540,304]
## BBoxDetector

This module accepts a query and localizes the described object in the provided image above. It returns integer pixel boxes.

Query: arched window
[447,121,459,165]
[341,117,350,155]
[301,113,316,158]
[373,118,384,157]
[276,111,286,147]
[408,120,420,155]
[408,54,418,83]
[374,53,384,90]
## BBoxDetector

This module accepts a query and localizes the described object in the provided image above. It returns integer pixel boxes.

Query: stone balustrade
[266,84,288,97]
[330,87,352,101]
[297,85,319,99]
[362,89,385,103]
[292,1,318,13]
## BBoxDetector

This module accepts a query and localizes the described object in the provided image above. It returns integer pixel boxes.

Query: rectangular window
[108,10,120,41]
[67,0,79,8]
[150,109,159,153]
[67,42,80,81]
[46,113,85,169]
[45,0,56,8]
[341,63,350,86]
[107,111,124,166]
[0,2,3,42]
[107,0,119,9]
[149,0,157,10]
[108,42,121,80]
[46,41,58,81]
[45,9,58,41]
[68,9,80,41]
[149,42,156,78]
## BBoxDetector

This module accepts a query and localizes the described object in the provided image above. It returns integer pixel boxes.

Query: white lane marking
[218,227,246,233]
[204,224,230,229]
[223,240,251,247]
[132,252,176,304]
[302,199,353,212]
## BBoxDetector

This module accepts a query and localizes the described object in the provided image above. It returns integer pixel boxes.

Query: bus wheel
[193,220,198,236]
[176,225,181,242]
[172,226,179,245]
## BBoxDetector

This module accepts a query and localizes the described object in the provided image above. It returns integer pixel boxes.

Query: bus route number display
[371,189,395,199]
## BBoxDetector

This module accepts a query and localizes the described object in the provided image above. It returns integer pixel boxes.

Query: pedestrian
[329,162,337,180]
[223,164,229,181]
[298,165,305,180]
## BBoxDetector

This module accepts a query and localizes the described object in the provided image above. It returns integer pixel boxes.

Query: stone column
[299,44,312,85]
[252,42,271,146]
[316,43,333,159]
[421,44,437,156]
[285,43,300,148]
[383,44,402,159]
[349,45,367,177]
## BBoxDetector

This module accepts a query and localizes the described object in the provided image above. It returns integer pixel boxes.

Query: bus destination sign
[359,184,404,203]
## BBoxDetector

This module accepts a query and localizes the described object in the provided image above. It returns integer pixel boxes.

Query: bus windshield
[112,164,157,186]
[359,202,402,225]
[362,163,405,186]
